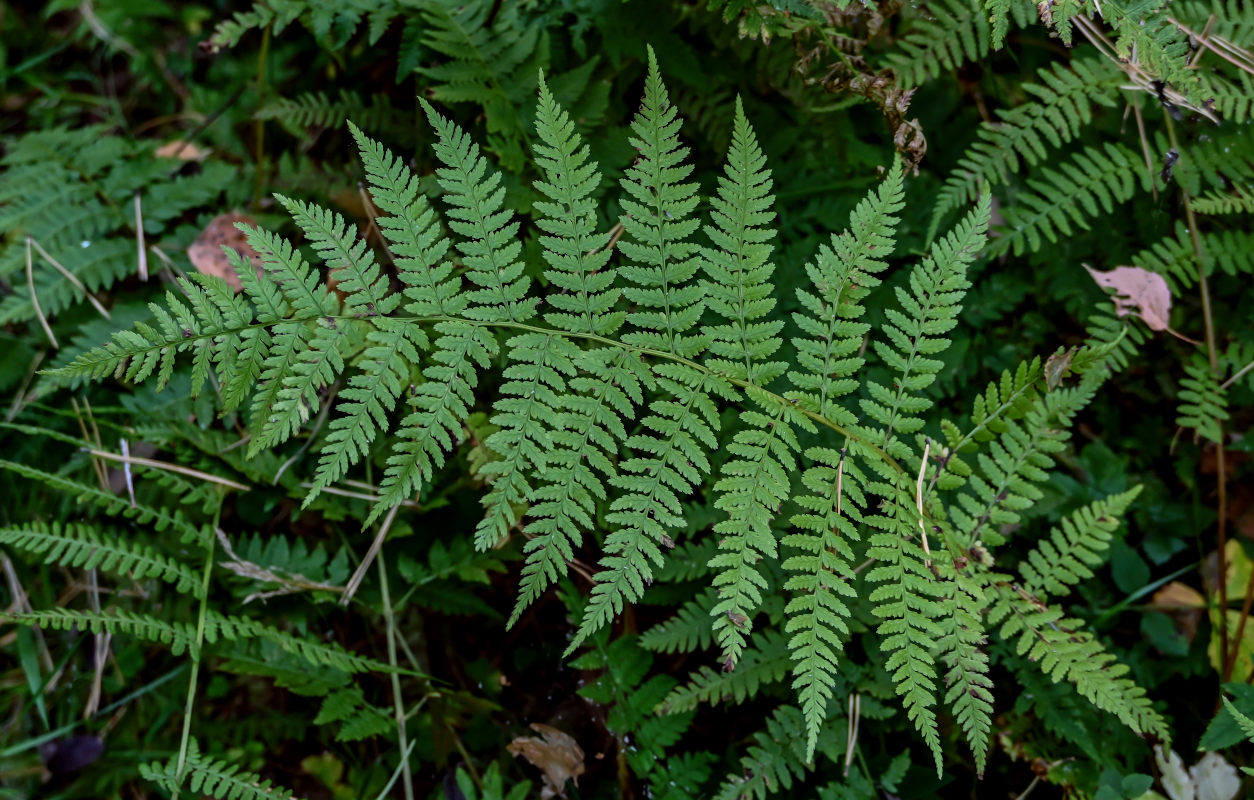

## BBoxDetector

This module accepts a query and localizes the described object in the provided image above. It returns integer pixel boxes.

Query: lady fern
[49,49,1171,778]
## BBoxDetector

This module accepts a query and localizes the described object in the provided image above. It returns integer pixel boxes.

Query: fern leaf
[1020,487,1143,599]
[993,143,1151,256]
[276,193,397,315]
[0,460,201,542]
[140,740,303,800]
[937,566,994,777]
[0,522,203,597]
[701,97,783,385]
[710,387,812,667]
[511,348,646,624]
[204,613,391,674]
[659,630,791,714]
[618,47,706,359]
[714,705,814,800]
[782,446,865,759]
[307,319,427,502]
[420,99,538,323]
[533,74,622,336]
[8,608,198,656]
[787,164,905,424]
[572,364,732,652]
[1176,352,1229,443]
[640,587,717,654]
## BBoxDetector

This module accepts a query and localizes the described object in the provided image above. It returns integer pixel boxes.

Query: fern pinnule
[0,522,203,597]
[9,608,198,656]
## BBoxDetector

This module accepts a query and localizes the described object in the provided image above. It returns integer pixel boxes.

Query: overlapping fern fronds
[51,48,1169,778]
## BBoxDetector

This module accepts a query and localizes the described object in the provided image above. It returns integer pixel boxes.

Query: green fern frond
[888,0,994,86]
[9,608,198,656]
[993,143,1151,256]
[0,522,203,597]
[0,460,201,542]
[989,583,1167,739]
[1176,352,1229,443]
[787,164,905,425]
[929,56,1121,241]
[862,193,992,772]
[573,363,733,652]
[782,446,865,759]
[640,587,717,654]
[701,97,784,386]
[618,47,707,360]
[714,704,816,800]
[203,613,392,674]
[1192,182,1254,215]
[1019,488,1143,599]
[659,630,791,714]
[937,566,993,777]
[140,739,303,800]
[709,387,812,668]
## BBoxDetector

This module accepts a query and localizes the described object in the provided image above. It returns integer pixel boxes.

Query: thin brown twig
[341,503,401,606]
[86,449,250,491]
[26,239,57,349]
[28,237,111,319]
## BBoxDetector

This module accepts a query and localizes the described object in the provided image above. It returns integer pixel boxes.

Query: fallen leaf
[1152,581,1205,609]
[187,213,263,292]
[1044,347,1075,390]
[155,139,210,161]
[507,723,584,799]
[1085,265,1173,331]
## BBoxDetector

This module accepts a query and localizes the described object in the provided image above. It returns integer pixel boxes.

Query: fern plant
[46,47,1174,782]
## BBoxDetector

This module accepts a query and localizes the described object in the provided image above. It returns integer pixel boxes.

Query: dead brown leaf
[155,140,210,161]
[187,213,263,292]
[507,723,584,799]
[1084,264,1173,331]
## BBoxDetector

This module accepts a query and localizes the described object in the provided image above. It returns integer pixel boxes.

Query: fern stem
[377,557,415,800]
[171,505,219,800]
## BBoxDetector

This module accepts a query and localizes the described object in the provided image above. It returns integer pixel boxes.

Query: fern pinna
[54,48,1168,778]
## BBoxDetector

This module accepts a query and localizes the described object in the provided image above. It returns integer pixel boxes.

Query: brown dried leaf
[187,213,262,292]
[1044,347,1076,390]
[155,139,210,161]
[1084,265,1172,331]
[1152,581,1205,609]
[507,723,584,799]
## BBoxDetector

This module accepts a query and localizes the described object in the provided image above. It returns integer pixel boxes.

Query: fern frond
[421,99,538,323]
[1019,487,1142,599]
[701,97,784,385]
[787,164,905,425]
[1176,352,1229,443]
[307,319,426,502]
[887,0,993,87]
[714,705,815,800]
[203,613,391,674]
[8,608,197,656]
[1192,181,1254,215]
[512,348,646,624]
[929,56,1121,240]
[782,446,865,759]
[573,364,733,652]
[989,583,1167,739]
[140,739,303,800]
[937,566,993,777]
[993,143,1150,256]
[640,587,717,654]
[533,74,622,337]
[659,630,791,714]
[618,47,707,359]
[0,522,203,597]
[0,460,201,542]
[862,194,992,772]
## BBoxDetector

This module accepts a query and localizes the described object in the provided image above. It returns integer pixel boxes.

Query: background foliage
[1,1,1252,798]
